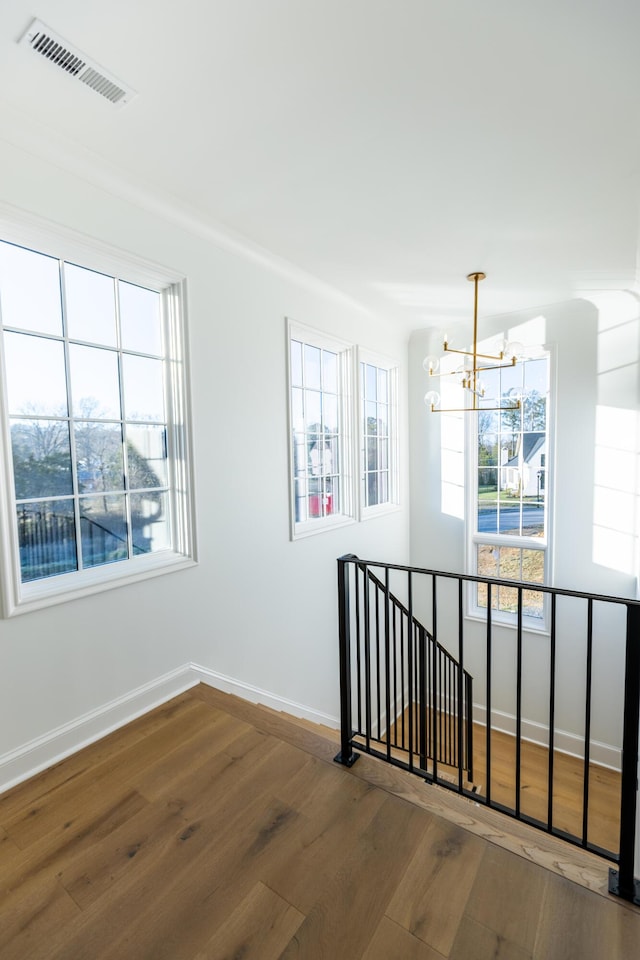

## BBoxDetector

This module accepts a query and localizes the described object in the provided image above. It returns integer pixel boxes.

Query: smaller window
[287,320,354,539]
[359,351,399,519]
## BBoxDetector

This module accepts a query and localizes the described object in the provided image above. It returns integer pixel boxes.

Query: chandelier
[423,272,522,413]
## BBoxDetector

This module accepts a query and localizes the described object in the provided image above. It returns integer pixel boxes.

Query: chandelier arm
[443,345,508,363]
[429,401,521,414]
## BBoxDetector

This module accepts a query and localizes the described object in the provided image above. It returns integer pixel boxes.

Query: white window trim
[0,208,197,617]
[465,348,555,634]
[357,347,400,521]
[287,318,355,540]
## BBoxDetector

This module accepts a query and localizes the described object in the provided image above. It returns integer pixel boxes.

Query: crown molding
[0,106,376,317]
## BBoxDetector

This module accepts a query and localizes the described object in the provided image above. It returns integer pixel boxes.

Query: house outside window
[287,320,354,538]
[470,353,550,624]
[0,221,196,616]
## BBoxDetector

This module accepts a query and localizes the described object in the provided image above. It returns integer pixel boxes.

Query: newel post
[609,602,640,904]
[334,555,359,767]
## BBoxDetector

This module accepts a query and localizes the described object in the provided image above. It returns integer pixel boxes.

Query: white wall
[409,296,640,761]
[0,139,409,784]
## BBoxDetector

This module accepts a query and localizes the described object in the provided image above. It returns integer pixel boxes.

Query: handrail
[335,553,640,906]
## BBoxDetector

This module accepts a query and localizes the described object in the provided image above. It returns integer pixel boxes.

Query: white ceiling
[1,0,639,330]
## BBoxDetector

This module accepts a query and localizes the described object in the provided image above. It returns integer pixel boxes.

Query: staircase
[334,554,640,906]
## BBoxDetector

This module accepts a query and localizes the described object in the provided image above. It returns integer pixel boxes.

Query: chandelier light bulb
[424,390,441,409]
[506,340,524,360]
[422,354,440,374]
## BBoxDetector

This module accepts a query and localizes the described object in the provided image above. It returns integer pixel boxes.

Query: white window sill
[3,553,197,617]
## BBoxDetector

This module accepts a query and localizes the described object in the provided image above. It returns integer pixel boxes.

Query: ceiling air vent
[18,19,137,106]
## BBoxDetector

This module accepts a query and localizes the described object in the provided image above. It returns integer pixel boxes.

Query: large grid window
[0,231,195,615]
[359,352,398,517]
[288,322,353,537]
[471,354,550,622]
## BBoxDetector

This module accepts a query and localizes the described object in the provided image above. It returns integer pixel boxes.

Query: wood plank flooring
[0,684,638,959]
[388,709,621,854]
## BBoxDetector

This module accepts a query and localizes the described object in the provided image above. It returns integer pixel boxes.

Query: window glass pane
[303,345,321,390]
[479,367,500,405]
[379,471,389,503]
[366,436,377,473]
[477,543,498,578]
[478,433,499,467]
[367,471,378,507]
[64,264,117,347]
[119,282,162,355]
[305,391,321,432]
[377,368,388,403]
[322,351,337,393]
[294,477,307,522]
[291,387,304,432]
[74,422,124,493]
[478,499,498,534]
[501,403,521,432]
[497,585,519,614]
[69,344,121,419]
[366,364,377,400]
[323,393,338,433]
[496,546,523,580]
[500,361,521,396]
[522,548,545,583]
[11,419,73,499]
[4,332,68,416]
[122,355,164,421]
[293,437,306,479]
[17,500,77,581]
[377,403,388,433]
[0,242,62,336]
[131,491,170,554]
[80,495,128,567]
[523,394,546,431]
[379,439,389,470]
[309,438,333,476]
[523,501,544,537]
[524,357,548,395]
[523,589,544,619]
[328,436,339,474]
[127,425,167,488]
[366,401,377,432]
[498,502,521,535]
[290,340,303,387]
[478,410,499,435]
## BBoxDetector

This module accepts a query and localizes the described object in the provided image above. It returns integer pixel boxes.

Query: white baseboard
[0,661,620,800]
[191,663,339,730]
[472,704,621,772]
[0,664,198,796]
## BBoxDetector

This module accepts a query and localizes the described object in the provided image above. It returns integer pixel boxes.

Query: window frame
[465,349,554,632]
[0,207,197,617]
[358,348,400,521]
[286,318,355,540]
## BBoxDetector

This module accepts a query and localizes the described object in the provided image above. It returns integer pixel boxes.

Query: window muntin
[288,322,353,537]
[359,354,398,517]
[472,354,549,622]
[0,233,195,614]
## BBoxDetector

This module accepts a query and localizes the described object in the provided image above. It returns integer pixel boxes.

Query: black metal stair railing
[344,560,473,782]
[334,554,640,906]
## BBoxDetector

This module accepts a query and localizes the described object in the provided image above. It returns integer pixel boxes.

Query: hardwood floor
[0,684,638,959]
[388,709,621,854]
